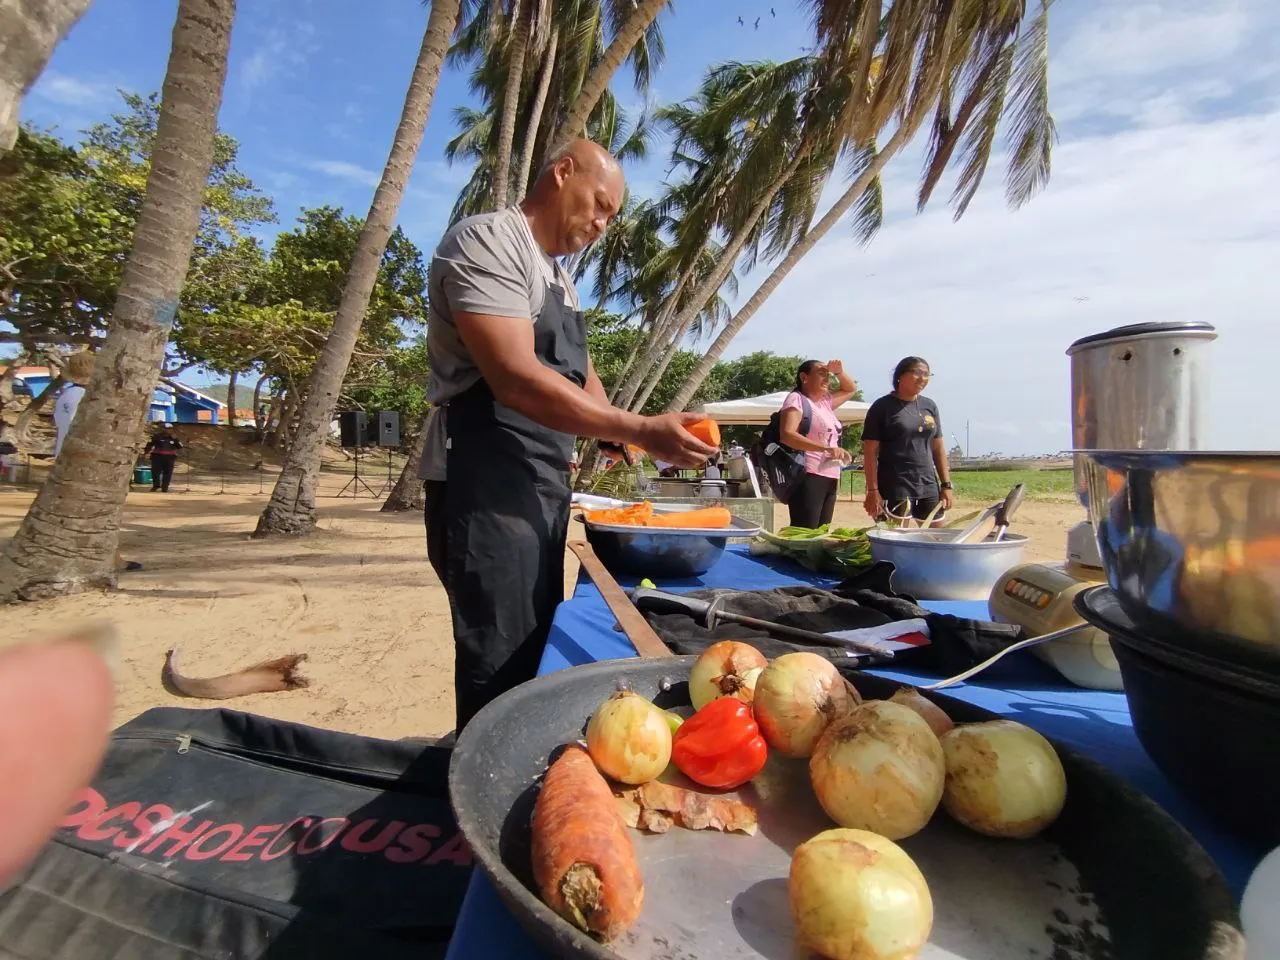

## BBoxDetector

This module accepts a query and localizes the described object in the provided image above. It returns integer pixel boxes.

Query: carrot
[685,418,720,447]
[646,506,733,529]
[531,745,644,941]
[585,502,653,526]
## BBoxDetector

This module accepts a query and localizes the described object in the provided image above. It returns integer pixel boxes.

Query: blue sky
[20,0,1280,454]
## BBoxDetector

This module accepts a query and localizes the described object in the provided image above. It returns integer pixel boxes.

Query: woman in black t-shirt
[861,356,953,524]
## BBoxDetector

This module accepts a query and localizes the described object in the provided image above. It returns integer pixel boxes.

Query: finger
[0,637,115,886]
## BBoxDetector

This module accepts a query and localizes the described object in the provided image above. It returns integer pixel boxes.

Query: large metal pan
[578,512,762,579]
[1078,450,1280,669]
[449,657,1243,960]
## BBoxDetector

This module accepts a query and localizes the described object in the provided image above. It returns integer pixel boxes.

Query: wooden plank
[567,541,675,659]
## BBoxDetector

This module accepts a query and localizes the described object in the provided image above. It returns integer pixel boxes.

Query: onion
[888,687,954,738]
[688,641,768,710]
[809,700,946,840]
[585,690,672,785]
[789,828,932,960]
[941,720,1067,838]
[753,652,861,758]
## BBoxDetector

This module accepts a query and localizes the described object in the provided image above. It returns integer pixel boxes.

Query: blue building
[8,368,226,424]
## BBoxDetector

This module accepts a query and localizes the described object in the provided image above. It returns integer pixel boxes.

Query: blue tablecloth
[446,546,1264,959]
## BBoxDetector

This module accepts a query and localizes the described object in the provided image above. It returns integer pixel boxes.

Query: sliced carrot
[585,502,653,526]
[685,419,721,448]
[531,745,644,941]
[646,506,733,529]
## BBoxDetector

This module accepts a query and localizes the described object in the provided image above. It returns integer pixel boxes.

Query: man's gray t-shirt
[419,207,580,480]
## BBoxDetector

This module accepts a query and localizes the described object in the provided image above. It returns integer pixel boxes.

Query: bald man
[421,139,715,730]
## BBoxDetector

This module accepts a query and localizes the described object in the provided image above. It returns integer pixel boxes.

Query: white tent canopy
[697,391,870,426]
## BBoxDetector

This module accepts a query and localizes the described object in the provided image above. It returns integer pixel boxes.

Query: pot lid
[1066,321,1217,355]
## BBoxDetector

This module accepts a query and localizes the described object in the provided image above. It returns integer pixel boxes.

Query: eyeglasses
[908,370,932,379]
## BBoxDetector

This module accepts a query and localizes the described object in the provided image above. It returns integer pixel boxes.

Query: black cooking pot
[1076,586,1280,848]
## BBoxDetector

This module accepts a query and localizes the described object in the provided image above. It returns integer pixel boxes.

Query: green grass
[838,468,1075,503]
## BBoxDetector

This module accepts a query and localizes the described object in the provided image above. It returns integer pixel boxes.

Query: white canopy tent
[697,391,870,426]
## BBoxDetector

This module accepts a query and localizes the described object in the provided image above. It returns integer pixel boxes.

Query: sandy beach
[0,484,1082,740]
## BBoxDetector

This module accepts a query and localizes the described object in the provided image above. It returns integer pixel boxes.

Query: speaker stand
[336,448,378,499]
[372,447,398,498]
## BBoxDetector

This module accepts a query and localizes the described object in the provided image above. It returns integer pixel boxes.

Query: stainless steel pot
[865,529,1029,601]
[1068,322,1217,509]
[1079,449,1280,670]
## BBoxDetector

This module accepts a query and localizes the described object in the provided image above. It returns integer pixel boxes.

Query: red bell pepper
[671,697,768,789]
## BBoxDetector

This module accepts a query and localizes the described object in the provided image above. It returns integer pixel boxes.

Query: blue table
[447,546,1264,959]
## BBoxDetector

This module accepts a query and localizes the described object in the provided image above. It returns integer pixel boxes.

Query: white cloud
[305,159,381,187]
[33,72,113,107]
[237,20,319,91]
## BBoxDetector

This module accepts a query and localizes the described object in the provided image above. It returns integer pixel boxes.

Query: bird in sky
[754,16,760,28]
[737,16,744,25]
[771,6,777,15]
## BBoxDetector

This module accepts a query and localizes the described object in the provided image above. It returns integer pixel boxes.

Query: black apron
[426,279,587,732]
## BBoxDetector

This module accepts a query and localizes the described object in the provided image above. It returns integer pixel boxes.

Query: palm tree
[545,0,669,157]
[0,0,92,154]
[0,0,236,600]
[255,0,462,536]
[665,0,1056,411]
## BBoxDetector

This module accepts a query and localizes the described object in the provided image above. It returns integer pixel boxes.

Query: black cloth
[788,472,838,528]
[427,281,588,732]
[642,562,1024,677]
[863,394,942,500]
[0,707,465,959]
[150,453,175,491]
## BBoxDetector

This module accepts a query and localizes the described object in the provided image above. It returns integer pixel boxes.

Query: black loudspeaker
[375,411,400,447]
[338,410,367,448]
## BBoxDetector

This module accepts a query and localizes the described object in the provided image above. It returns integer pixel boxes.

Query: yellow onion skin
[941,721,1067,839]
[688,641,768,710]
[753,653,861,758]
[810,700,945,840]
[585,690,672,785]
[790,828,932,960]
[888,687,954,738]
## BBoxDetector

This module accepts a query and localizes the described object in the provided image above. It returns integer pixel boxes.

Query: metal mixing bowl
[865,528,1028,601]
[579,513,761,579]
[1079,450,1280,668]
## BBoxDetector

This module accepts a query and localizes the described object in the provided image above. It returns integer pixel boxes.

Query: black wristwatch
[940,481,953,490]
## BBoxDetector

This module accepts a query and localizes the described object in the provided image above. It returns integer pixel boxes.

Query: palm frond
[949,40,1014,218]
[1004,0,1055,209]
[845,140,883,244]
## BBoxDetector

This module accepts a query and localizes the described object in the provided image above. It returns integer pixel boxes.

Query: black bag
[749,391,812,504]
[0,708,470,959]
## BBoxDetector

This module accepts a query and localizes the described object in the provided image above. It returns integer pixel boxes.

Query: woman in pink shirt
[778,359,859,528]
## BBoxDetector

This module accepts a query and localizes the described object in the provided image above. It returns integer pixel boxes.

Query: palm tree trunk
[381,408,431,512]
[251,373,268,431]
[0,0,235,601]
[629,312,694,411]
[491,0,529,210]
[514,26,557,203]
[255,0,460,537]
[614,153,804,412]
[0,0,92,154]
[666,129,921,414]
[546,0,667,158]
[225,369,238,426]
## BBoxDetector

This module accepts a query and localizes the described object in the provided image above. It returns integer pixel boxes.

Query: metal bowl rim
[865,528,1029,550]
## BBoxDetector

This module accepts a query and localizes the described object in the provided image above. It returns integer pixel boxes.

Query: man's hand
[940,487,955,512]
[863,489,884,520]
[635,412,718,467]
